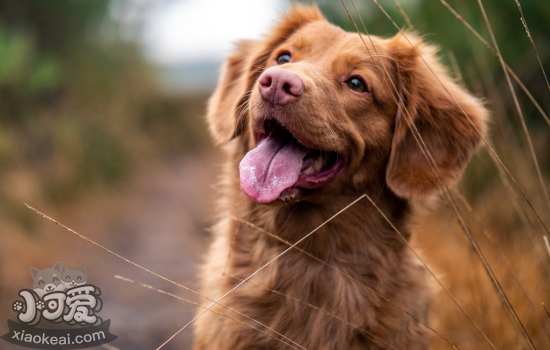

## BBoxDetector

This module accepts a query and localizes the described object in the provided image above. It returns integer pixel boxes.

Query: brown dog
[194,5,487,350]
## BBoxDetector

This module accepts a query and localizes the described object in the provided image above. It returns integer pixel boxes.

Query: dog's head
[207,5,487,204]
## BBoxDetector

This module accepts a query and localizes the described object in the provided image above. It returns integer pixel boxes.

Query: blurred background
[0,0,549,349]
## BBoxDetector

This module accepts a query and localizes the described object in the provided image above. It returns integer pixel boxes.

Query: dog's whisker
[319,119,339,150]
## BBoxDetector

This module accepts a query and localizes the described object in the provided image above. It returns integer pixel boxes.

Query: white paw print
[12,301,23,312]
[36,300,45,311]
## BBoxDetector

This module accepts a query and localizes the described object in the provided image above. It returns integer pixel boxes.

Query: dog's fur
[194,5,487,350]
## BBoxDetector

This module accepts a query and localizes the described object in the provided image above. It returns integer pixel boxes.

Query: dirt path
[0,151,222,349]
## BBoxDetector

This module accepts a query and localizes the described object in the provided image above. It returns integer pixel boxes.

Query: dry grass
[1,0,549,349]
[340,0,550,348]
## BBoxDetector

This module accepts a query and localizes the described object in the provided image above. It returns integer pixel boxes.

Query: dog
[194,5,487,350]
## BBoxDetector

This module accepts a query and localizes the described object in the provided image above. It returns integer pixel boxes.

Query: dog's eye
[38,280,44,285]
[276,53,291,65]
[345,77,367,93]
[53,277,59,282]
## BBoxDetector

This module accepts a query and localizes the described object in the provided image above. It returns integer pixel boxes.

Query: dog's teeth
[313,157,323,171]
[303,166,315,175]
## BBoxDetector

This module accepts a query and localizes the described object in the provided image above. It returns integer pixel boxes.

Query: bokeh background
[0,0,549,349]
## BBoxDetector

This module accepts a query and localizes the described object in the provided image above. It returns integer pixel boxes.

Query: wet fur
[194,5,487,350]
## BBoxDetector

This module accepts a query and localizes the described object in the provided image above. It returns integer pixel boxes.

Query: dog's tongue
[240,127,307,203]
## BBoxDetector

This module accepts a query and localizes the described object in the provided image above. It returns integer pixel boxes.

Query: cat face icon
[61,266,87,288]
[30,261,65,297]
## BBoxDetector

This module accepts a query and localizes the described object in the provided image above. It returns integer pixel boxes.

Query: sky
[138,0,286,66]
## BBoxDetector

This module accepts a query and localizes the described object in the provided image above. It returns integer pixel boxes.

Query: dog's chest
[226,233,393,338]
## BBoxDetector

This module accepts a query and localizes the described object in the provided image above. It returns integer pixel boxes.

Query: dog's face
[208,5,487,204]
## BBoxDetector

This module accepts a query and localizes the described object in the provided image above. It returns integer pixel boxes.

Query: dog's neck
[207,141,431,349]
[241,192,408,256]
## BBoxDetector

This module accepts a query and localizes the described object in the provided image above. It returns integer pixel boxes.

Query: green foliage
[0,25,61,125]
[0,0,209,224]
[307,0,549,119]
[300,0,550,210]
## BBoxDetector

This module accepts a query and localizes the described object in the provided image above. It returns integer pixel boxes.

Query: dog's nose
[258,67,304,105]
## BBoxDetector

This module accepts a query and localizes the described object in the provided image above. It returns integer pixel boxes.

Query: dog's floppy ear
[206,4,325,144]
[207,40,259,143]
[385,34,488,198]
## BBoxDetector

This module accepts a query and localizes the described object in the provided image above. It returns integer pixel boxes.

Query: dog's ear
[207,4,325,144]
[207,40,258,143]
[385,34,488,198]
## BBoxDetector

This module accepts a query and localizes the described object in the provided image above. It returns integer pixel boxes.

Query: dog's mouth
[239,120,348,203]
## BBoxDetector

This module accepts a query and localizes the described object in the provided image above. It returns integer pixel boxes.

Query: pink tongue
[240,129,307,203]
